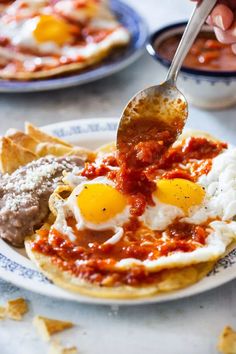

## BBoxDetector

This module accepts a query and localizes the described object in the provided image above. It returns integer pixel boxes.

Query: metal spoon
[117,0,217,166]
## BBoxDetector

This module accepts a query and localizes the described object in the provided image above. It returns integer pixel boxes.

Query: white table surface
[0,1,236,353]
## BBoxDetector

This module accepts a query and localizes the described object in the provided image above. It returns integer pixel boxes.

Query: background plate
[0,118,236,305]
[0,0,148,93]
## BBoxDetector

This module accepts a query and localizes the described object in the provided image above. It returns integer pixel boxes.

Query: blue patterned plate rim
[0,0,148,93]
[0,117,235,305]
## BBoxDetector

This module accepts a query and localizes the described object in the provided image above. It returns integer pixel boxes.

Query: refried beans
[0,156,84,247]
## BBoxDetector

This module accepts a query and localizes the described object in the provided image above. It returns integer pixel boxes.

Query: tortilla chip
[36,142,74,157]
[0,137,36,174]
[95,141,116,155]
[0,306,6,320]
[6,298,28,320]
[35,142,93,161]
[6,130,39,153]
[49,342,78,354]
[33,315,74,341]
[67,146,96,162]
[218,326,236,354]
[25,123,72,148]
[49,185,73,216]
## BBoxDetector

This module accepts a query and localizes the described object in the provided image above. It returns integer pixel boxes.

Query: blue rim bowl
[146,21,236,79]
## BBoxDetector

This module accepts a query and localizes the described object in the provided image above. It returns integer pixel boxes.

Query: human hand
[192,1,236,53]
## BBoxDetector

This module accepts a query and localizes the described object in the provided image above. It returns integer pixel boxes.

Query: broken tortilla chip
[35,142,73,158]
[67,146,96,162]
[0,138,36,173]
[6,130,39,153]
[25,123,72,148]
[218,326,236,354]
[33,315,74,341]
[36,142,94,161]
[6,298,28,320]
[49,342,78,354]
[0,306,5,320]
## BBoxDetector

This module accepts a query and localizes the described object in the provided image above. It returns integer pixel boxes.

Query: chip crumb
[0,306,6,320]
[33,316,74,341]
[6,298,28,320]
[218,326,236,354]
[48,341,78,354]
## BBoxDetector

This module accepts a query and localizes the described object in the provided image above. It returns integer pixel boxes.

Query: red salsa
[157,31,236,71]
[33,218,209,286]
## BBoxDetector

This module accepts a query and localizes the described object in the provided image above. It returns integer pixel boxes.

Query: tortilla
[0,45,127,80]
[25,236,215,299]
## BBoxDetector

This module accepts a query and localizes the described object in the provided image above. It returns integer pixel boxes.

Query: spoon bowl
[117,81,188,158]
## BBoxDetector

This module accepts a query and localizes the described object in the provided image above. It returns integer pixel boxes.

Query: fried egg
[117,148,236,271]
[0,0,130,76]
[140,178,205,231]
[0,14,74,53]
[62,177,130,245]
[0,6,129,67]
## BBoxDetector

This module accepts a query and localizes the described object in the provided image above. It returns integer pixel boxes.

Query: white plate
[0,117,236,305]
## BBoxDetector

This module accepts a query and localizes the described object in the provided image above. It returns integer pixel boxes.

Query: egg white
[115,220,236,271]
[183,147,236,224]
[54,0,100,23]
[53,199,77,242]
[5,0,48,18]
[140,196,184,231]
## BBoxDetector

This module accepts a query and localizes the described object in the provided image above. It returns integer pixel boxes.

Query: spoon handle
[166,0,217,83]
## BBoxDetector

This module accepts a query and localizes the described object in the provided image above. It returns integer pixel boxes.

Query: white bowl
[146,22,236,110]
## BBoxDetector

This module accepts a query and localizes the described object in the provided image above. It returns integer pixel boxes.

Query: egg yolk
[77,183,127,224]
[156,178,205,213]
[33,15,73,46]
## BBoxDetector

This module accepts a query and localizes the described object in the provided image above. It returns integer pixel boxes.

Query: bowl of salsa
[147,22,236,109]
